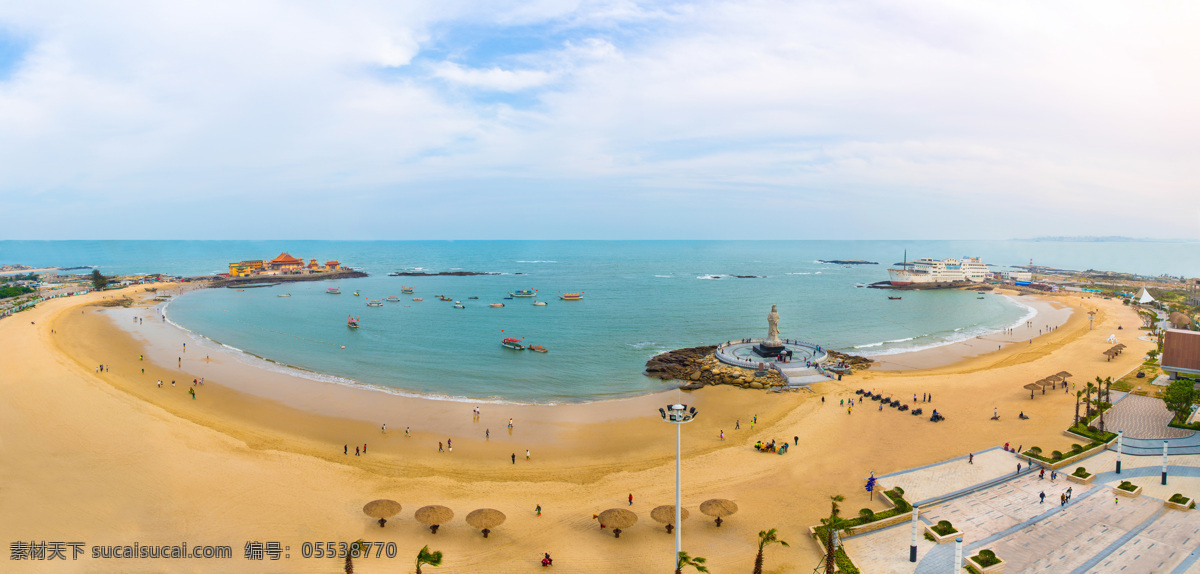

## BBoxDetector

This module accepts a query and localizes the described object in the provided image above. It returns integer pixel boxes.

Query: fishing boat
[558,292,583,300]
[386,296,400,302]
[490,303,505,308]
[529,345,548,353]
[347,315,359,328]
[367,299,384,307]
[532,300,547,306]
[453,301,465,309]
[278,293,291,297]
[413,297,423,301]
[888,296,902,300]
[354,290,360,296]
[501,337,525,350]
[977,296,985,299]
[326,287,341,294]
[439,296,453,301]
[468,296,479,300]
[401,287,414,294]
[509,290,537,298]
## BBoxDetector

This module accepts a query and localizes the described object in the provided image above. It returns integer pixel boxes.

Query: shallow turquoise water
[5,240,1194,402]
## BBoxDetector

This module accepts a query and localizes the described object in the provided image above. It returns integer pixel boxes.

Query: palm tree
[1084,381,1096,418]
[675,551,709,574]
[754,528,789,574]
[344,540,365,574]
[1080,391,1089,427]
[414,545,442,574]
[819,495,855,574]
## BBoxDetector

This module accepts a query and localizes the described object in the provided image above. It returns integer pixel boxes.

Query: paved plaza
[1106,394,1194,440]
[843,396,1200,574]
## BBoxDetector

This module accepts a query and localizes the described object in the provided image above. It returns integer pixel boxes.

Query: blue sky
[0,0,1196,239]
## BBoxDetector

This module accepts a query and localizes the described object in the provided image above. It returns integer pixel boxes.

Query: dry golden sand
[0,286,1150,573]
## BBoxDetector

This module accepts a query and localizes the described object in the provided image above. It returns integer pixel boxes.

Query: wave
[787,272,812,275]
[853,342,883,349]
[654,275,672,278]
[516,260,557,263]
[696,274,727,280]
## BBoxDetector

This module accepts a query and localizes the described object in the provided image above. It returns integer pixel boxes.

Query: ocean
[3,240,1195,403]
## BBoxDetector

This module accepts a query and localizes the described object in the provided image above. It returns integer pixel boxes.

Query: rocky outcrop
[644,345,787,390]
[826,350,874,371]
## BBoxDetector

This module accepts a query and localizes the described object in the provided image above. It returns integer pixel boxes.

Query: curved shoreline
[158,285,1045,405]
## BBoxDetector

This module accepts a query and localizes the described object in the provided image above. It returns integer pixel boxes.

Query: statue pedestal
[753,342,786,357]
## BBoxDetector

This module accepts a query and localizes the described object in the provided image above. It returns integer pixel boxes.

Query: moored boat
[367,299,383,306]
[558,292,583,300]
[386,296,400,302]
[439,296,453,301]
[490,303,505,308]
[413,297,423,301]
[532,300,547,306]
[501,337,525,350]
[529,345,548,353]
[888,296,902,300]
[468,296,479,300]
[401,287,414,294]
[453,302,465,309]
[327,287,341,294]
[278,293,291,297]
[354,290,360,296]
[509,290,537,297]
[347,314,359,328]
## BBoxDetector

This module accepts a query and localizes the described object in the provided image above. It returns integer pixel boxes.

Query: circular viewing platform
[715,339,828,369]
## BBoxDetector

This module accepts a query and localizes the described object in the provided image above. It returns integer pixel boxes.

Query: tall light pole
[660,403,698,571]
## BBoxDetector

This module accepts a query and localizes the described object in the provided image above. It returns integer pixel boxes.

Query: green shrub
[1071,444,1083,453]
[931,520,957,536]
[1118,481,1137,492]
[924,532,936,542]
[858,508,874,520]
[892,486,904,495]
[1073,467,1090,478]
[973,549,1001,567]
[1029,446,1043,455]
[834,547,860,574]
[1170,493,1189,504]
[1051,450,1063,461]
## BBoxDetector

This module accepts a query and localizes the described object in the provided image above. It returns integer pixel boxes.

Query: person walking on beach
[536,504,541,517]
[719,430,724,440]
[344,444,347,455]
[848,407,852,415]
[794,436,798,446]
[157,380,162,388]
[363,444,367,453]
[735,419,740,429]
[355,446,360,456]
[628,493,633,506]
[405,426,410,437]
[438,442,444,453]
[511,453,516,464]
[526,449,530,461]
[969,453,974,464]
[486,429,490,439]
[381,423,386,434]
[508,418,514,429]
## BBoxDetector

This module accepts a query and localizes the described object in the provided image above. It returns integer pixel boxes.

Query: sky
[0,0,1197,240]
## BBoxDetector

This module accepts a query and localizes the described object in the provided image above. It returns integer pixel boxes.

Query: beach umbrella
[650,505,689,533]
[362,499,401,528]
[699,498,738,527]
[596,508,638,538]
[465,509,506,538]
[1057,371,1073,380]
[1023,383,1041,399]
[414,505,454,534]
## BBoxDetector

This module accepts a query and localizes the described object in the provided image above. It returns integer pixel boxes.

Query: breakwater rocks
[825,350,874,371]
[867,281,988,291]
[818,260,878,265]
[644,345,786,390]
[215,271,367,286]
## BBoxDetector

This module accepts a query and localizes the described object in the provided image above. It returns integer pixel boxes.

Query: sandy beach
[0,285,1152,573]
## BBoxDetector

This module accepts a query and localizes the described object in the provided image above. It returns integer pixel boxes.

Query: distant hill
[1022,236,1197,243]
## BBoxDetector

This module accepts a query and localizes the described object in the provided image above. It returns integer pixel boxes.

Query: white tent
[1137,288,1156,304]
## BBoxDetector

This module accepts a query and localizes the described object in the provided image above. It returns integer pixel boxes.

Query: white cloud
[0,0,1196,238]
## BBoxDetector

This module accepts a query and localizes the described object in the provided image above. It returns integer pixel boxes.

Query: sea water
[4,240,1196,403]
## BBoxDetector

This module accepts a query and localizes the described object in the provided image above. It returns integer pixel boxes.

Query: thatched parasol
[362,499,401,528]
[699,498,738,527]
[414,505,454,534]
[1056,371,1072,380]
[1023,382,1041,399]
[465,508,506,538]
[596,508,637,538]
[650,505,689,533]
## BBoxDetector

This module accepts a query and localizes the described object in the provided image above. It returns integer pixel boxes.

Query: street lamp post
[660,403,698,571]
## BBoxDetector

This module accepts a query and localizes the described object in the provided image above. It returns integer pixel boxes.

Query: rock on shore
[644,345,786,390]
[825,350,874,371]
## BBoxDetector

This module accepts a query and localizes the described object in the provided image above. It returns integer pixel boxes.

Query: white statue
[766,304,781,346]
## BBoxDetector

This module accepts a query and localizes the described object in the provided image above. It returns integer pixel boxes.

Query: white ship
[888,256,990,286]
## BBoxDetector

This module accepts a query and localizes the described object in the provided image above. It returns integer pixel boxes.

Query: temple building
[325,260,340,271]
[268,253,304,271]
[228,260,264,277]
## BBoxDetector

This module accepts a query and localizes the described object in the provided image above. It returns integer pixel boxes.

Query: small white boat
[532,300,547,306]
[454,302,465,309]
[386,296,400,302]
[278,293,291,297]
